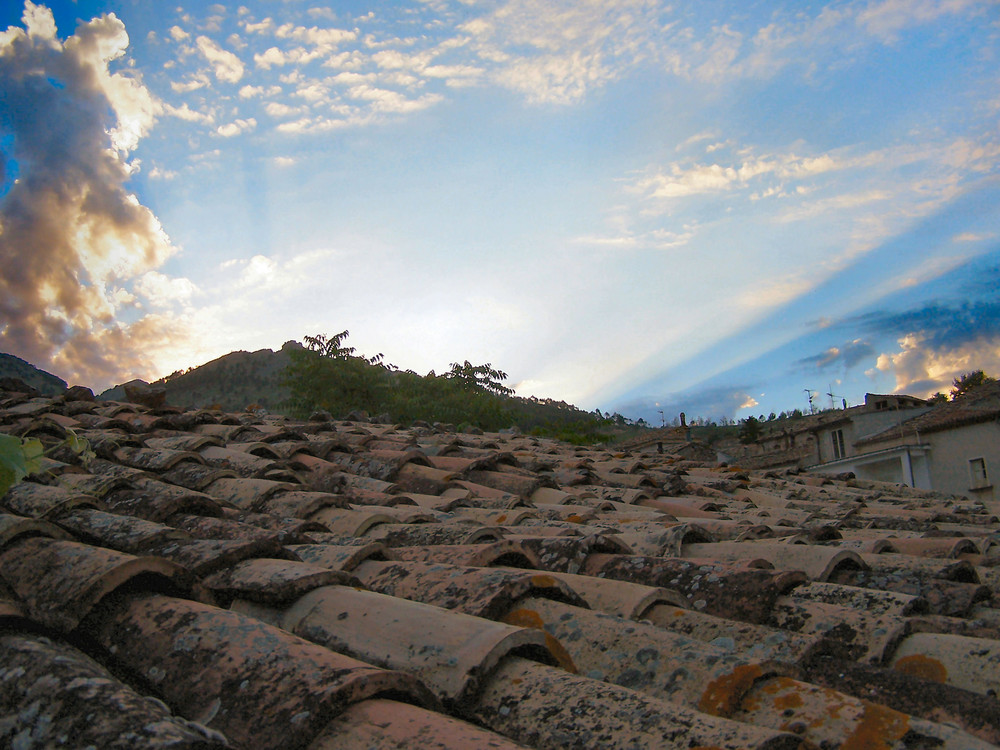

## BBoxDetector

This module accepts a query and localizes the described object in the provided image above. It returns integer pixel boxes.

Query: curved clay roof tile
[472,656,801,750]
[0,512,74,552]
[366,522,507,548]
[281,585,557,707]
[54,508,191,553]
[82,593,436,750]
[0,631,229,748]
[312,698,528,750]
[201,558,358,607]
[353,559,587,621]
[0,537,191,632]
[2,481,105,520]
[289,542,391,572]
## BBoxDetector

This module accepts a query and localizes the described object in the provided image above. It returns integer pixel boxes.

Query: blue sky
[1,0,998,423]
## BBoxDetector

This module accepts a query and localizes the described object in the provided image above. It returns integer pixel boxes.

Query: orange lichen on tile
[838,702,911,750]
[697,662,765,717]
[892,653,948,683]
[501,607,578,674]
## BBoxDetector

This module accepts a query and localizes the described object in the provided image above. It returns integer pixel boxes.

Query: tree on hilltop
[950,370,997,400]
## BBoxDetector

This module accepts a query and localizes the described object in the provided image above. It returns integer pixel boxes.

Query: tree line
[282,332,639,443]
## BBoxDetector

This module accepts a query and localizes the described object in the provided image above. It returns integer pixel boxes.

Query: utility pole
[804,389,816,414]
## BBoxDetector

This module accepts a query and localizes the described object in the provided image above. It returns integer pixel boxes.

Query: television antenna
[826,385,844,410]
[804,388,816,414]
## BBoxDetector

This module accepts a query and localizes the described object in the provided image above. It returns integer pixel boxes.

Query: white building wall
[925,421,1000,501]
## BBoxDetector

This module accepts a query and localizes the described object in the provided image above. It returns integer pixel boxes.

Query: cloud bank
[0,3,185,387]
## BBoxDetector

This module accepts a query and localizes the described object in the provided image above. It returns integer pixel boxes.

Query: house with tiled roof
[4,377,1000,748]
[723,394,931,474]
[808,386,1000,501]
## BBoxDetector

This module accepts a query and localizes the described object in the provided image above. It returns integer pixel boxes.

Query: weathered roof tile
[83,593,435,749]
[0,631,228,749]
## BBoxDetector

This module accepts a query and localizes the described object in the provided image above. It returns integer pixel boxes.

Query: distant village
[629,372,1000,503]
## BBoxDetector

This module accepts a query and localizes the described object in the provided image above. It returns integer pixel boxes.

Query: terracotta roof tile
[201,558,357,606]
[0,631,228,748]
[143,537,295,577]
[1,482,104,519]
[387,540,540,568]
[6,387,1000,747]
[54,508,191,553]
[352,559,586,620]
[472,657,802,750]
[105,477,225,521]
[312,698,528,749]
[84,593,435,749]
[0,512,74,551]
[0,537,191,631]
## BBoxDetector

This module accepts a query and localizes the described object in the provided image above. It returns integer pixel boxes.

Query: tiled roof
[3,381,1000,748]
[858,381,1000,446]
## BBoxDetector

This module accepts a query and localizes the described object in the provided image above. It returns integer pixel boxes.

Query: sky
[1,0,999,424]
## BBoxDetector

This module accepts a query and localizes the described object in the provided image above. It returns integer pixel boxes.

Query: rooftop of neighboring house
[858,380,1000,448]
[3,377,1000,749]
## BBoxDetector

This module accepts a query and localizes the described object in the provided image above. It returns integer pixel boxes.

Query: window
[969,458,990,489]
[831,429,846,460]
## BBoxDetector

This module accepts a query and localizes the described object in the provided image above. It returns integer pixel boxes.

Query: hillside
[0,353,68,395]
[94,333,650,442]
[99,342,298,412]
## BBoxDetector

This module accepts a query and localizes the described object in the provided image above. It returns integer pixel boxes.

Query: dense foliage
[282,332,633,442]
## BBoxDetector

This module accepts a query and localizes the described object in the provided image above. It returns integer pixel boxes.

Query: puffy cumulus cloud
[215,117,257,137]
[859,297,1000,394]
[134,271,198,308]
[347,84,443,114]
[0,3,190,388]
[274,22,357,48]
[195,35,244,82]
[869,332,1000,397]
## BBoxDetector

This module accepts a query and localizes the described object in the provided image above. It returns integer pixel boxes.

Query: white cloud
[165,102,215,124]
[776,189,891,222]
[632,147,856,201]
[147,165,178,179]
[238,83,281,98]
[274,22,357,47]
[170,73,211,93]
[458,0,662,104]
[872,331,1000,396]
[196,35,244,82]
[953,231,996,243]
[135,271,199,307]
[264,101,304,118]
[857,0,981,42]
[347,84,442,113]
[22,1,57,41]
[215,117,257,137]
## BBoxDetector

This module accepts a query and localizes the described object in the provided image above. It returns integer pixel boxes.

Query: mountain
[0,353,68,395]
[99,342,300,412]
